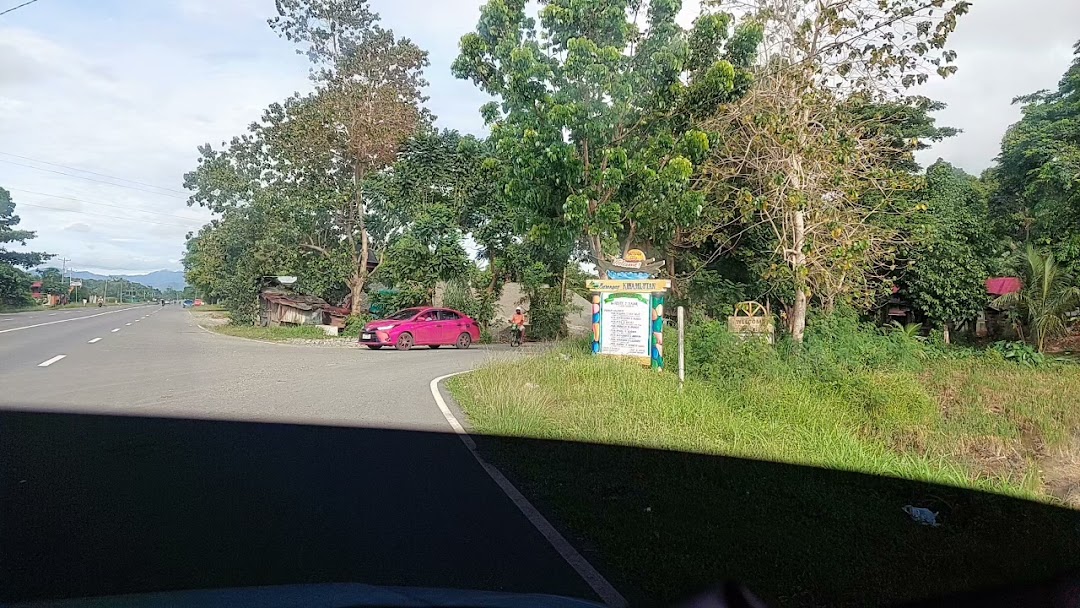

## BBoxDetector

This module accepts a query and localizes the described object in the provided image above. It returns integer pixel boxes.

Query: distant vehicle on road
[359,307,480,351]
[182,299,194,308]
[194,299,204,306]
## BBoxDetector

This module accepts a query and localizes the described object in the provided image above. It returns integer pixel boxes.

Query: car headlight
[376,325,395,331]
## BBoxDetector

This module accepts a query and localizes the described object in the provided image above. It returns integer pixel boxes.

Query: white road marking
[428,373,627,608]
[134,319,140,323]
[125,323,132,326]
[38,355,66,367]
[88,338,102,344]
[48,313,58,316]
[111,328,120,333]
[0,306,150,334]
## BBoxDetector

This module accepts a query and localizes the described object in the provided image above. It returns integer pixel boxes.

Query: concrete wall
[433,281,591,336]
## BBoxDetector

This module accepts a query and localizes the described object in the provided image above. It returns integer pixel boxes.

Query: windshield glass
[384,308,422,321]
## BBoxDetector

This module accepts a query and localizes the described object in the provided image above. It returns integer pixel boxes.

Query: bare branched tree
[695,0,969,342]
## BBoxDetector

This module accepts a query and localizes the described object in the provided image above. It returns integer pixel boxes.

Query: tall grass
[450,318,1080,607]
[214,324,333,341]
[453,316,1080,499]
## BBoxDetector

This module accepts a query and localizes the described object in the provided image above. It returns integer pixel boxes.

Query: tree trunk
[943,323,951,345]
[666,248,678,296]
[560,264,568,304]
[589,233,605,278]
[791,287,808,343]
[790,209,808,343]
[486,255,498,297]
[349,273,365,315]
[349,166,370,314]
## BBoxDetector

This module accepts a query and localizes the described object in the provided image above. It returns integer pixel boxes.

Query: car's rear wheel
[455,332,472,349]
[366,345,382,350]
[395,332,414,351]
[428,345,440,349]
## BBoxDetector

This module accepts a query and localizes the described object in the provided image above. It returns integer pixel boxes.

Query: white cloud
[2,0,1077,275]
[914,0,1080,174]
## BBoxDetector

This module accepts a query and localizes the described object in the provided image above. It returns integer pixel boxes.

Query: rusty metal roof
[260,289,330,312]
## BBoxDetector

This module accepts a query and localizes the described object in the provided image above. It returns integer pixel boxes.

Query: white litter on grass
[903,505,940,527]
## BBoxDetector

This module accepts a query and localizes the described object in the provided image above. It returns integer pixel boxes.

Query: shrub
[989,340,1045,366]
[342,313,371,338]
[442,278,496,328]
[524,287,570,341]
[368,283,428,316]
[685,320,781,382]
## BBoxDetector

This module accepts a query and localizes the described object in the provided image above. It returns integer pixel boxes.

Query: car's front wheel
[455,332,472,349]
[395,332,414,351]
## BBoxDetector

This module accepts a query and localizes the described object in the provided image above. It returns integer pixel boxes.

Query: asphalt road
[0,306,599,603]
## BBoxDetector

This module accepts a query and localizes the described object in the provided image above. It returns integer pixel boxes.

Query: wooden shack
[258,289,331,327]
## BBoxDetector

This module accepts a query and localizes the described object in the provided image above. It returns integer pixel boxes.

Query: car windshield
[385,308,423,321]
[5,1,1080,607]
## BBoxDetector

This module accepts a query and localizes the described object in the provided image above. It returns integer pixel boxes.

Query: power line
[0,159,187,199]
[9,187,209,222]
[16,201,206,229]
[0,0,40,17]
[0,152,189,195]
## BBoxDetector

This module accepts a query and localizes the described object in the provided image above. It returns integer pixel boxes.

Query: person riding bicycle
[509,307,526,343]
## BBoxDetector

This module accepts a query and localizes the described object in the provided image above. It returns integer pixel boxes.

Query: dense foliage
[0,187,52,307]
[179,0,1078,352]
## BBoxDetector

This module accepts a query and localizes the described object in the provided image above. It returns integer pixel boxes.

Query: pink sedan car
[359,307,481,351]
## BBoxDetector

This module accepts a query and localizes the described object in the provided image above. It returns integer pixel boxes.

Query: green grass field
[449,341,1080,607]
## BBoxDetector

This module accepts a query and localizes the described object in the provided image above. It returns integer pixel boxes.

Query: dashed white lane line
[88,338,102,344]
[48,313,58,316]
[0,306,150,334]
[38,355,66,367]
[125,323,132,326]
[429,373,628,608]
[111,328,120,333]
[134,319,140,323]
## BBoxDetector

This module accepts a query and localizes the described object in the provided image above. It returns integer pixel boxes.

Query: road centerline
[88,338,102,344]
[111,328,120,333]
[0,306,149,335]
[38,355,66,367]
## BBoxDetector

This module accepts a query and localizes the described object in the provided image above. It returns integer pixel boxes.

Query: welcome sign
[590,249,668,370]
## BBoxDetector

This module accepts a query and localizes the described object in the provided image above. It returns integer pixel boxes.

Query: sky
[0,0,1078,275]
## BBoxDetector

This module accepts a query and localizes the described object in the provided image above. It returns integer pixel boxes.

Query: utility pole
[59,257,71,304]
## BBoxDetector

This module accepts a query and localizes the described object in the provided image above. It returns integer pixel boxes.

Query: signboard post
[589,249,669,371]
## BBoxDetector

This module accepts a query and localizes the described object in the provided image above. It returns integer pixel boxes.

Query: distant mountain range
[68,270,187,291]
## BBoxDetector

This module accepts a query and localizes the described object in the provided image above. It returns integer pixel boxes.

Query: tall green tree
[901,161,999,337]
[992,40,1080,273]
[185,0,429,318]
[1,187,52,270]
[452,0,761,274]
[268,0,429,311]
[696,0,970,342]
[0,187,52,306]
